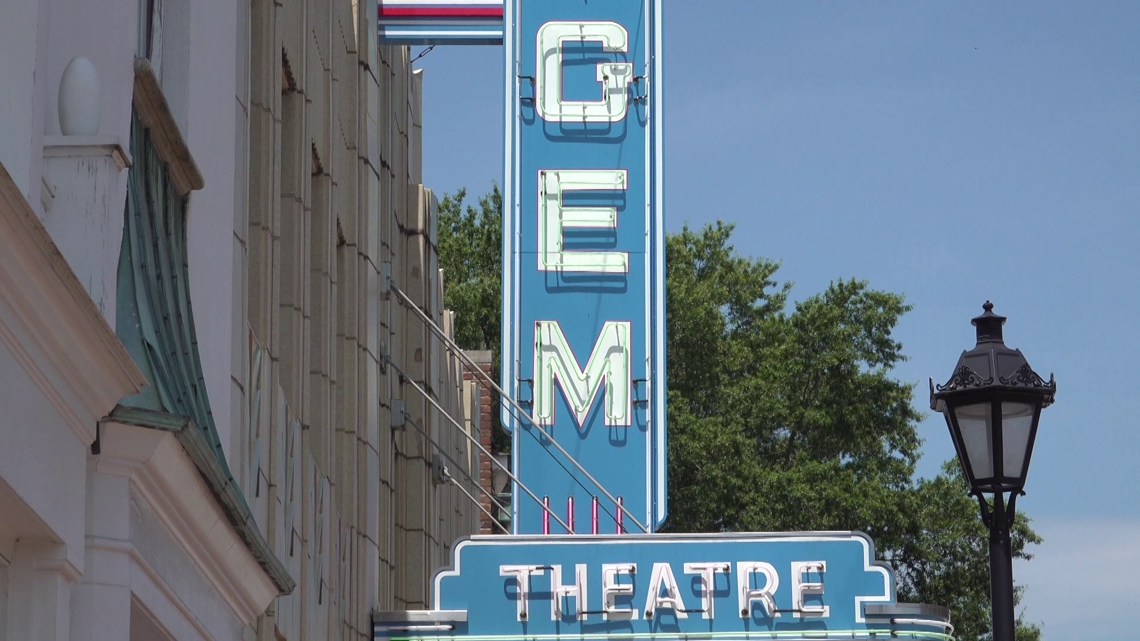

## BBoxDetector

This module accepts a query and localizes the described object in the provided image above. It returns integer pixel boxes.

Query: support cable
[402,413,511,533]
[390,284,649,533]
[443,468,509,535]
[408,368,621,534]
[416,343,622,531]
[411,45,436,64]
[386,356,573,534]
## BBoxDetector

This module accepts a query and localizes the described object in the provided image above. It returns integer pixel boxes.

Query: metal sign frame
[378,1,506,44]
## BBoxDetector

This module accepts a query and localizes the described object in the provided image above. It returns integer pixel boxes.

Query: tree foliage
[898,462,1043,641]
[438,186,502,362]
[438,186,508,451]
[436,188,1042,641]
[665,221,1042,641]
[665,222,921,539]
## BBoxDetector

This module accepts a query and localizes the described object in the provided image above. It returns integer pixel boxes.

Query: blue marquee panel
[421,533,948,639]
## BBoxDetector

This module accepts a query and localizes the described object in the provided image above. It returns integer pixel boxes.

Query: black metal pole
[989,491,1016,641]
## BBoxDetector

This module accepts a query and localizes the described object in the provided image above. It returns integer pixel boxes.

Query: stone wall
[235,0,481,637]
[0,0,483,636]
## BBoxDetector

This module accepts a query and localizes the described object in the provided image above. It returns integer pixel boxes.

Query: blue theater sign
[383,0,668,534]
[375,2,952,639]
[502,0,668,536]
[373,533,952,640]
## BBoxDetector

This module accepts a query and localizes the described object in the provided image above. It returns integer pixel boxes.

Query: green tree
[435,188,1042,640]
[897,462,1043,641]
[665,221,1042,641]
[665,222,921,539]
[438,186,508,451]
[438,186,502,363]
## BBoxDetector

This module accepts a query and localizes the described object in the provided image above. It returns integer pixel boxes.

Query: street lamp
[930,302,1055,641]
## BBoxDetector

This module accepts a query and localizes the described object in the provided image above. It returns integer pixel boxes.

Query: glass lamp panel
[955,402,993,479]
[1001,402,1036,480]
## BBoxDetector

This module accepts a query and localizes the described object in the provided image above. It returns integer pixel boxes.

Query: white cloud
[1014,517,1140,640]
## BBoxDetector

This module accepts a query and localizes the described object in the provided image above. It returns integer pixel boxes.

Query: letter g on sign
[536,21,634,123]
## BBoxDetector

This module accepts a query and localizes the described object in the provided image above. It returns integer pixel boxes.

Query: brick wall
[462,351,496,534]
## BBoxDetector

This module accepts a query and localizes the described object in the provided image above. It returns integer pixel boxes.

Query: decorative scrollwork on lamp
[999,362,1056,392]
[935,365,993,392]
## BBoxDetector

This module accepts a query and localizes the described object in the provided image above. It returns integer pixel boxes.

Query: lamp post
[930,302,1055,641]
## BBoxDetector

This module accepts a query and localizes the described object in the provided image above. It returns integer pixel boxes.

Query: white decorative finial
[58,56,100,135]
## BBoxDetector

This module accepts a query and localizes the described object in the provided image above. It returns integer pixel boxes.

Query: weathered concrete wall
[235,0,482,636]
[0,0,482,637]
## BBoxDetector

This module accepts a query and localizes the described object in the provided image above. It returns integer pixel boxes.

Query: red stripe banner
[379,6,504,18]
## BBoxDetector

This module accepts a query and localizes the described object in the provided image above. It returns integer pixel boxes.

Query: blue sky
[413,3,1139,638]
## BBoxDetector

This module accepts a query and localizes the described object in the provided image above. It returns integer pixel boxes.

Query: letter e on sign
[538,169,629,274]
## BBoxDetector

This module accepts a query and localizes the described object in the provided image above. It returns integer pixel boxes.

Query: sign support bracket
[391,282,649,533]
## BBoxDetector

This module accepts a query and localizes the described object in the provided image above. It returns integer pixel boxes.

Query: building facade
[0,0,483,638]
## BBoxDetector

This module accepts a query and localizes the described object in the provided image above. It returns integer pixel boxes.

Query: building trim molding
[86,535,214,640]
[129,545,215,641]
[31,555,83,583]
[42,136,133,170]
[108,405,296,595]
[0,162,147,446]
[97,418,289,625]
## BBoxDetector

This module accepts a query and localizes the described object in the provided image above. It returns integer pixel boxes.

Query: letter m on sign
[533,321,631,428]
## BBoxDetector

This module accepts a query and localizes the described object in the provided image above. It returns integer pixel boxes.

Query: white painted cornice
[0,163,146,445]
[42,135,133,170]
[87,535,215,640]
[32,555,83,583]
[97,420,283,625]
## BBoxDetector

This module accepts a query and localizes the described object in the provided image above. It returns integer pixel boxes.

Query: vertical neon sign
[503,0,666,534]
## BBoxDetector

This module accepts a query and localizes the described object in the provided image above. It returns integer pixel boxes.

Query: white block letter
[791,561,829,618]
[538,169,628,274]
[550,564,589,621]
[501,565,544,621]
[644,562,688,619]
[536,21,634,123]
[534,320,631,428]
[738,561,780,619]
[684,562,729,619]
[602,563,637,620]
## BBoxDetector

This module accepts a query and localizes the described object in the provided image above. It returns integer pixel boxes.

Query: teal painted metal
[114,113,293,594]
[117,112,233,486]
[503,0,669,536]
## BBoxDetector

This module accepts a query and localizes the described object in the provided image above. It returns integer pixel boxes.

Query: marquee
[374,533,952,640]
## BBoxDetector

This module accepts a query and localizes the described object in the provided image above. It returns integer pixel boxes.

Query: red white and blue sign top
[378,1,505,45]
